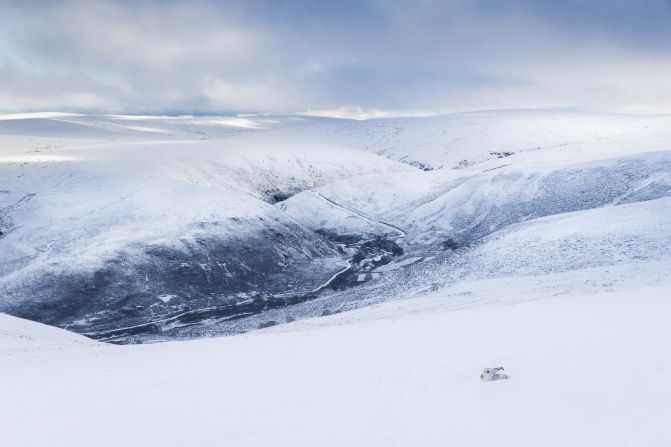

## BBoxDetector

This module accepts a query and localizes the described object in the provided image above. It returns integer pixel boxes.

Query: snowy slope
[2,110,671,341]
[0,312,96,355]
[174,194,671,337]
[220,109,671,170]
[1,281,670,447]
[295,150,671,247]
[5,109,671,169]
[278,190,399,239]
[0,114,412,336]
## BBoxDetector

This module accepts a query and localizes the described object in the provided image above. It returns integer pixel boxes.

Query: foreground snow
[2,279,670,447]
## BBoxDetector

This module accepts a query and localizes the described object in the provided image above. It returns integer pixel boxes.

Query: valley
[1,111,671,343]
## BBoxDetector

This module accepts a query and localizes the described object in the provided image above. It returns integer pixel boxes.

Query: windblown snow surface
[1,110,671,446]
[2,281,670,446]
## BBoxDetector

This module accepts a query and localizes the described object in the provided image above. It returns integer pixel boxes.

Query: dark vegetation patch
[258,320,279,329]
[267,191,291,203]
[315,230,365,245]
[442,239,459,250]
[489,151,514,158]
[398,155,435,171]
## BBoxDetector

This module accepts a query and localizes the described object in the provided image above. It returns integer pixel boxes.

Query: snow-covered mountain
[2,109,671,446]
[1,110,671,342]
[0,114,413,338]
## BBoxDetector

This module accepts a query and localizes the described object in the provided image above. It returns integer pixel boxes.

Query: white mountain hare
[480,366,510,381]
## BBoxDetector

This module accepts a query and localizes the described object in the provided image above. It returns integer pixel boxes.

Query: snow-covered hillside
[2,281,670,447]
[0,114,411,337]
[168,194,671,337]
[223,109,671,170]
[1,110,671,342]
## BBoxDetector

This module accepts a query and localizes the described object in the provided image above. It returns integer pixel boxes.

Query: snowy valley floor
[2,273,670,447]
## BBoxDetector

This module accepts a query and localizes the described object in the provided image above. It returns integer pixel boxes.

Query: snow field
[1,281,670,447]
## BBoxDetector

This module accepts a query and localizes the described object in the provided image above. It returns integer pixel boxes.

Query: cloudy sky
[2,0,671,116]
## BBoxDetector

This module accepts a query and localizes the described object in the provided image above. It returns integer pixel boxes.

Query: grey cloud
[1,0,671,115]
